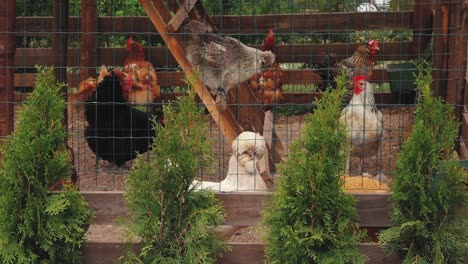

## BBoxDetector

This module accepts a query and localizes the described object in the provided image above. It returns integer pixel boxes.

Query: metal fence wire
[2,0,466,192]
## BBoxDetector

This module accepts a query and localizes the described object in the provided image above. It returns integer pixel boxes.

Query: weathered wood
[52,0,69,133]
[14,42,415,67]
[0,0,16,138]
[431,1,449,98]
[81,241,398,264]
[410,0,433,55]
[12,68,387,90]
[445,0,467,124]
[15,12,413,35]
[80,0,97,82]
[81,191,392,227]
[52,0,69,84]
[139,0,241,141]
[166,0,198,32]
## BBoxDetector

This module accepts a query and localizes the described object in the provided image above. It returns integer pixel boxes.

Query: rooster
[184,20,276,110]
[316,40,380,100]
[192,131,268,191]
[84,66,163,167]
[121,37,161,105]
[248,29,285,106]
[340,75,383,175]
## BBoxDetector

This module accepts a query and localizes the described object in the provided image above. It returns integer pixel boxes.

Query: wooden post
[53,0,76,183]
[52,0,69,127]
[445,0,466,117]
[80,0,97,82]
[0,0,16,139]
[52,0,69,85]
[431,1,449,98]
[411,0,433,56]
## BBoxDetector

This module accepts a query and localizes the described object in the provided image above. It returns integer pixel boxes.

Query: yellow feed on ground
[342,176,389,193]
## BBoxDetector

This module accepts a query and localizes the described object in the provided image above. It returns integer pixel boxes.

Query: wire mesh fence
[3,0,466,192]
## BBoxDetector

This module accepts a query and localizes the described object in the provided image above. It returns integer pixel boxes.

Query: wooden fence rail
[81,191,397,264]
[15,12,413,35]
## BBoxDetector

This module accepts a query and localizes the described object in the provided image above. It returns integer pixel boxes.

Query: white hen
[340,75,383,175]
[192,131,268,191]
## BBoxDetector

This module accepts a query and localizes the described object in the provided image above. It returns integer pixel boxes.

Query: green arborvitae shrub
[378,61,468,263]
[262,73,365,264]
[0,66,92,263]
[121,74,227,263]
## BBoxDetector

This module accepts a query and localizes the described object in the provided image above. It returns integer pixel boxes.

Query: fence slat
[15,12,412,35]
[81,241,399,264]
[14,42,415,68]
[81,191,391,227]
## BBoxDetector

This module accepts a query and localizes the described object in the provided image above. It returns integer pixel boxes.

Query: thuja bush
[121,74,227,263]
[378,61,467,263]
[0,67,92,263]
[262,73,365,264]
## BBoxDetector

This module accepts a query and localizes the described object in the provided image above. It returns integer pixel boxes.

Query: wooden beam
[166,0,198,32]
[80,0,97,82]
[139,0,241,141]
[81,241,399,264]
[0,0,16,138]
[12,68,387,90]
[431,2,449,98]
[52,0,69,84]
[81,191,392,227]
[15,12,413,35]
[410,0,433,55]
[14,42,416,68]
[445,0,467,123]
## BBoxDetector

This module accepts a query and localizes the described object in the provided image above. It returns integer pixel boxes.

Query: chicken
[68,65,110,105]
[192,131,268,191]
[248,29,285,106]
[340,75,383,176]
[121,37,161,105]
[184,20,276,110]
[84,66,163,167]
[316,40,380,99]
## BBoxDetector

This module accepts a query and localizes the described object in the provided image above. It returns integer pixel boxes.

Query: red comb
[127,37,133,45]
[368,40,379,47]
[353,75,367,82]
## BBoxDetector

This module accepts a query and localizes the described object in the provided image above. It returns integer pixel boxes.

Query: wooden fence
[81,191,399,264]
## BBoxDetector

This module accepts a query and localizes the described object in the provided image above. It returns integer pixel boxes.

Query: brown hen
[121,37,161,105]
[316,40,380,101]
[248,29,285,106]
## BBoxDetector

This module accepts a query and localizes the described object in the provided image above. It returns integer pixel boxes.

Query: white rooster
[192,131,268,191]
[340,75,383,176]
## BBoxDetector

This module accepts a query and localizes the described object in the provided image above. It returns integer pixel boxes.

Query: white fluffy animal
[340,75,383,175]
[184,20,276,109]
[192,131,268,191]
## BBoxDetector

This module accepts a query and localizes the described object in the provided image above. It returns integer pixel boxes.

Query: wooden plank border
[81,241,399,264]
[81,191,391,227]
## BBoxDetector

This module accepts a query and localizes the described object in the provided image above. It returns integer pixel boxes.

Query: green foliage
[378,60,467,263]
[121,73,227,263]
[0,66,92,263]
[262,73,365,264]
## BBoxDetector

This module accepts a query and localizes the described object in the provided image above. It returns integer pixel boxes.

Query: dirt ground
[69,105,415,191]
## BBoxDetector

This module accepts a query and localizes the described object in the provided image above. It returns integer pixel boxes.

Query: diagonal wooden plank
[167,0,198,32]
[139,0,241,141]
